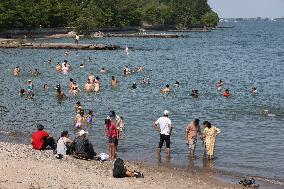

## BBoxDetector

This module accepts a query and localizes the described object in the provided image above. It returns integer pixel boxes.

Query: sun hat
[79,130,88,136]
[164,110,169,116]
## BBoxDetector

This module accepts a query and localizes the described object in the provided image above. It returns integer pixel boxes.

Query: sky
[208,0,284,18]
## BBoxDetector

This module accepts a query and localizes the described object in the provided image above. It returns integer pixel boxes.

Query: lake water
[0,21,284,186]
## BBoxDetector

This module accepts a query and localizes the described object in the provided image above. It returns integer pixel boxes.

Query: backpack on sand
[113,158,126,178]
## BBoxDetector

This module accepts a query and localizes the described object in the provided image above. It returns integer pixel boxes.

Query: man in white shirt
[153,110,173,158]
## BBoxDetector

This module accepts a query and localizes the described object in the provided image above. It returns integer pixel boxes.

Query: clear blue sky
[208,0,284,18]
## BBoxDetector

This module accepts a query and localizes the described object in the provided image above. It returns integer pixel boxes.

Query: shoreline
[0,141,241,189]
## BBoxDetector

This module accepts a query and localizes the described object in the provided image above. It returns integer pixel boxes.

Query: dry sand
[0,142,242,189]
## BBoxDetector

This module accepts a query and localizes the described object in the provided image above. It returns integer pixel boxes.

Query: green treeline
[0,0,219,31]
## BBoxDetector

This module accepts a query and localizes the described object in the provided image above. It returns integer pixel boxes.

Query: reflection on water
[0,21,284,182]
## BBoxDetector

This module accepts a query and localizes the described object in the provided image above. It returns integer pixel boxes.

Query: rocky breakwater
[0,40,119,50]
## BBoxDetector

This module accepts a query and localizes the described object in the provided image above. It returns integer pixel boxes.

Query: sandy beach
[0,142,242,189]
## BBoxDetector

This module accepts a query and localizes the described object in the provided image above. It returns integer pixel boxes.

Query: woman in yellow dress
[202,121,221,160]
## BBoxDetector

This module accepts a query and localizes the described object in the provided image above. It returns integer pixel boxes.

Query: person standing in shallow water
[202,121,221,160]
[153,110,173,158]
[185,119,201,157]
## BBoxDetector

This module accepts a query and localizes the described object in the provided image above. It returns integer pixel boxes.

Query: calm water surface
[0,21,284,183]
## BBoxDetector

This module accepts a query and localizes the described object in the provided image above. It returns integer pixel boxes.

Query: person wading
[153,110,173,158]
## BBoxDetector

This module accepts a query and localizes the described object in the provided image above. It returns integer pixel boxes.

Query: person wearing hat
[72,130,96,160]
[31,124,56,150]
[153,110,173,158]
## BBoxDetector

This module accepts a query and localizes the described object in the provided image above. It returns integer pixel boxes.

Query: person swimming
[123,66,131,76]
[84,79,94,92]
[56,63,62,72]
[136,66,144,73]
[100,67,107,73]
[162,84,170,93]
[111,76,119,86]
[80,64,84,68]
[33,69,41,76]
[223,89,231,97]
[93,77,100,92]
[216,80,223,91]
[70,81,79,95]
[174,81,180,87]
[191,90,198,97]
[13,66,20,76]
[251,86,257,94]
[131,82,137,90]
[27,80,34,94]
[43,84,49,91]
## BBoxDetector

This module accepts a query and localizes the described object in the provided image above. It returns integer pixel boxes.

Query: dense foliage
[0,0,219,31]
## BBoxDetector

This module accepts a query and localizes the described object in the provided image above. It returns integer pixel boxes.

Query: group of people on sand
[153,110,220,160]
[31,111,123,160]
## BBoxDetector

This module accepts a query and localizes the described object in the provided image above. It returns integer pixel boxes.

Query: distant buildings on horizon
[219,17,284,22]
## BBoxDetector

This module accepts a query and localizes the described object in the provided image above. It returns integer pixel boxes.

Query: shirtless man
[162,84,170,93]
[13,66,20,76]
[111,76,119,86]
[88,73,95,84]
[84,79,94,92]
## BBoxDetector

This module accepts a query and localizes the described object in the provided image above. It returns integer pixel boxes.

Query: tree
[201,10,219,27]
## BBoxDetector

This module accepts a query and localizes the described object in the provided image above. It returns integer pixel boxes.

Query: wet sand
[0,142,241,189]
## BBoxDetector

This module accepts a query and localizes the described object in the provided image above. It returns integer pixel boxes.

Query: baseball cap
[164,110,169,116]
[79,130,88,136]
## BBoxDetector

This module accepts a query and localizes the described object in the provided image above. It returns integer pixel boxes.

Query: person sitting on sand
[56,62,62,72]
[71,130,96,160]
[84,79,94,92]
[162,84,170,93]
[191,90,199,97]
[13,66,20,76]
[100,67,107,73]
[31,124,56,150]
[123,66,131,76]
[88,73,95,84]
[56,131,73,158]
[185,119,201,157]
[223,89,231,97]
[111,76,119,86]
[202,121,221,160]
[113,158,144,178]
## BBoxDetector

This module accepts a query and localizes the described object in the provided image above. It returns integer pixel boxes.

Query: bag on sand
[113,158,126,178]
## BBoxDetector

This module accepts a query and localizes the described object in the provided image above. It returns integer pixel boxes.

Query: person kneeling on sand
[31,124,56,151]
[113,158,144,178]
[56,131,73,159]
[71,130,96,160]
